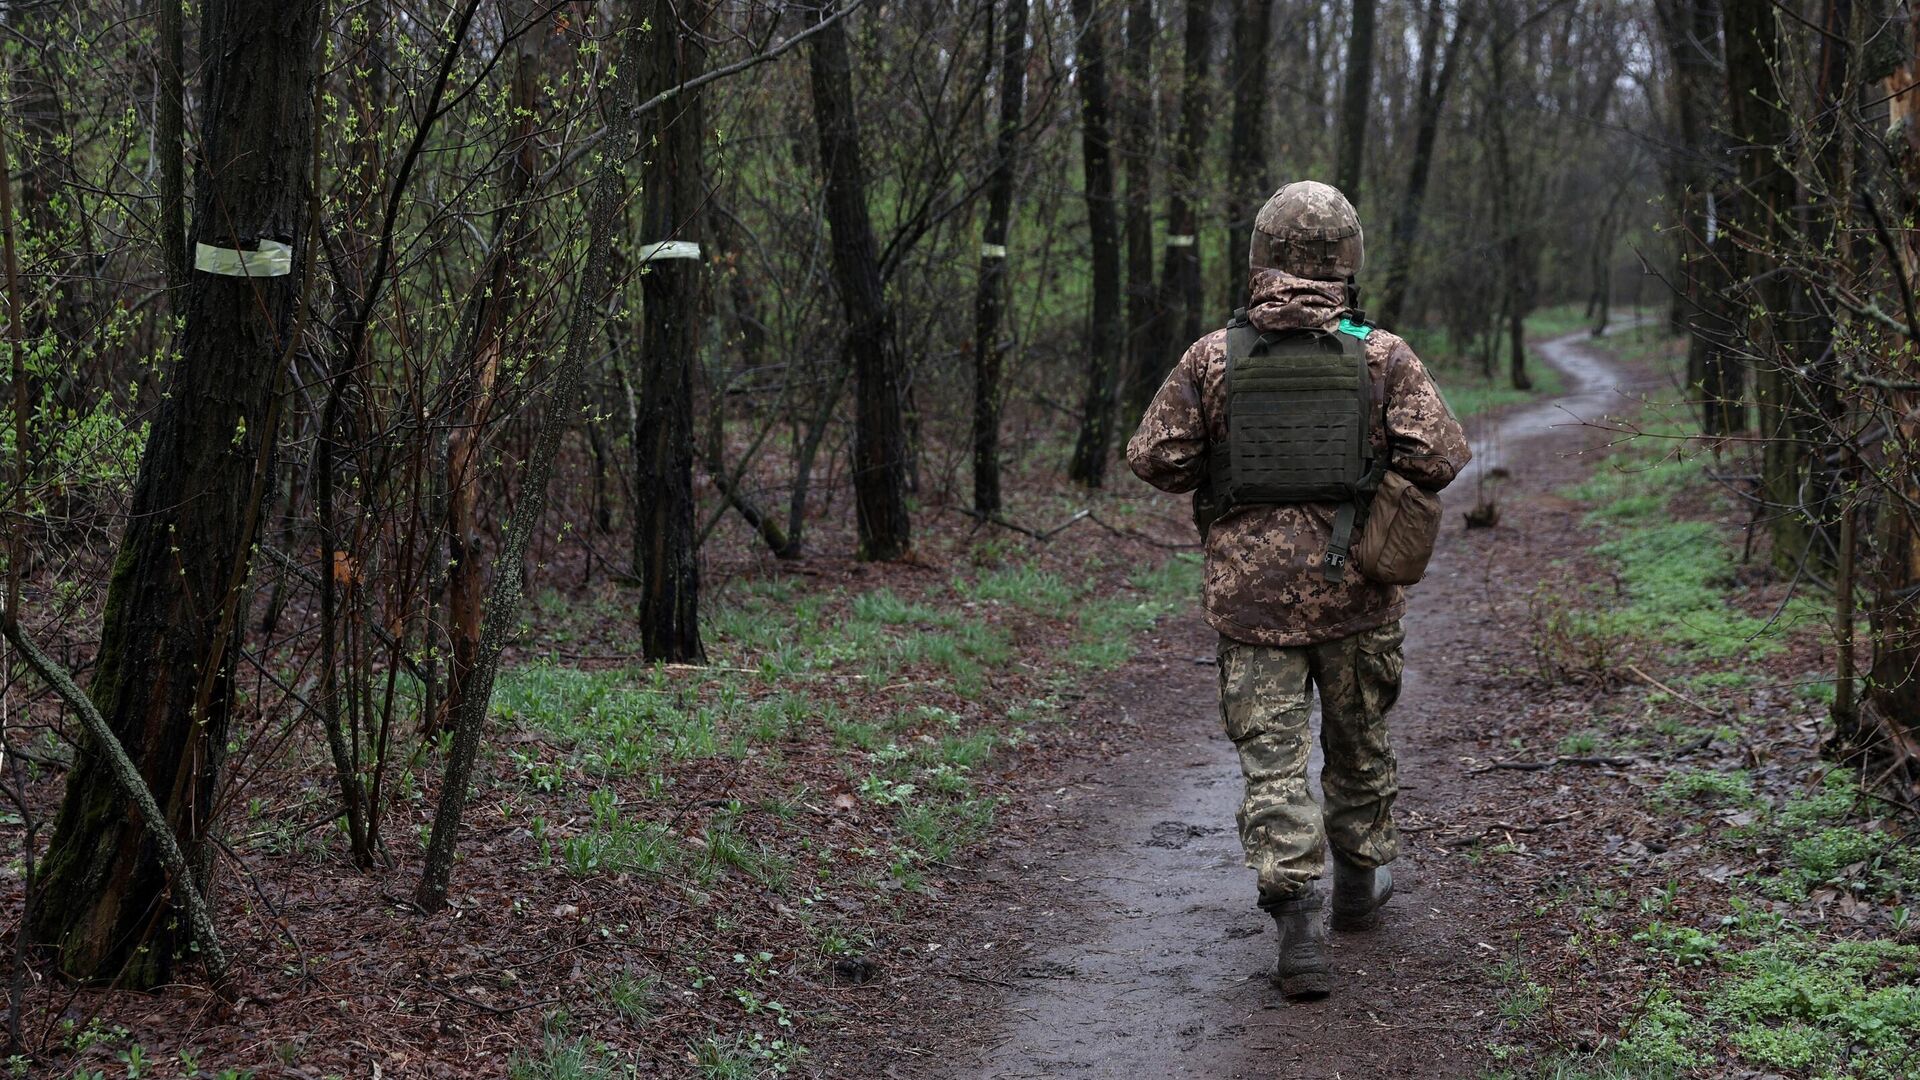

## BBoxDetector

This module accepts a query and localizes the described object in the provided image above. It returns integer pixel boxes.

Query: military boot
[1267,892,1330,1000]
[1329,851,1393,931]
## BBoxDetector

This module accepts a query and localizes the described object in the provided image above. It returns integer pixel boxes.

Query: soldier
[1126,180,1470,1000]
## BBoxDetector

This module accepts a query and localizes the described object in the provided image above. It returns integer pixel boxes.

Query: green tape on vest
[1336,317,1374,341]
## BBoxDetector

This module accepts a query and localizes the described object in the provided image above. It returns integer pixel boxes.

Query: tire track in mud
[936,328,1642,1080]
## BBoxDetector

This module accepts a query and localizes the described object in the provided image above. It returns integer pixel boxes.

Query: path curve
[937,327,1640,1080]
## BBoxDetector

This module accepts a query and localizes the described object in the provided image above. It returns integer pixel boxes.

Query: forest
[0,0,1916,1075]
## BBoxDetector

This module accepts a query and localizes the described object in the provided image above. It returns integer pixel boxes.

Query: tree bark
[634,0,711,661]
[29,0,321,988]
[970,0,1030,515]
[1219,0,1274,319]
[1334,0,1377,199]
[807,6,912,557]
[1067,0,1125,486]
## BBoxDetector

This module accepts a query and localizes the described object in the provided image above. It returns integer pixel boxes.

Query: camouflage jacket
[1126,269,1471,648]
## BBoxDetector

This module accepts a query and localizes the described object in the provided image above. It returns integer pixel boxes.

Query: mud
[935,328,1645,1080]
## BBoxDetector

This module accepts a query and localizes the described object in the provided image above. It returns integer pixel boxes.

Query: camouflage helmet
[1250,181,1364,281]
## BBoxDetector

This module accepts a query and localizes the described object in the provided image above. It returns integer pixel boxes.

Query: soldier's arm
[1126,342,1209,494]
[1383,339,1472,492]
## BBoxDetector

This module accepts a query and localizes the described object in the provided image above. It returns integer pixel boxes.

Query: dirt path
[934,329,1647,1080]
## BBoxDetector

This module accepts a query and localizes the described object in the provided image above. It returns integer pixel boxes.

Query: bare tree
[1375,0,1471,326]
[808,4,913,555]
[971,0,1031,514]
[1153,0,1211,361]
[1068,0,1125,486]
[1334,0,1377,198]
[1220,0,1275,318]
[1119,0,1157,419]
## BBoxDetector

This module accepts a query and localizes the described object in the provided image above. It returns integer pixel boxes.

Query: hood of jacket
[1246,268,1347,333]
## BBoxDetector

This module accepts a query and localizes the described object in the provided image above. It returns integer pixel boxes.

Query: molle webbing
[1212,325,1374,507]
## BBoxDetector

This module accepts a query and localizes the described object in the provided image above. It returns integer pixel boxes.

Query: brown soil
[919,328,1664,1079]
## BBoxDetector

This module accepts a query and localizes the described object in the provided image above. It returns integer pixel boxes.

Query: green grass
[604,971,657,1023]
[1592,768,1920,1076]
[1712,939,1920,1078]
[1494,320,1920,1079]
[1433,361,1569,419]
[953,564,1082,611]
[507,1035,625,1080]
[1068,554,1202,669]
[697,817,793,892]
[559,790,684,877]
[1541,421,1824,667]
[1656,767,1756,807]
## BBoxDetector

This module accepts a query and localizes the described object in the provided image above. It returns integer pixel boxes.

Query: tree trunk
[1334,0,1377,199]
[1376,0,1468,327]
[1485,1,1531,390]
[1723,0,1809,574]
[29,0,321,987]
[1656,0,1743,434]
[1861,6,1920,766]
[634,0,711,661]
[1119,0,1157,420]
[1507,307,1531,390]
[1067,0,1124,487]
[1220,0,1274,319]
[416,0,649,913]
[1150,0,1210,373]
[970,0,1030,515]
[441,0,543,732]
[807,7,912,558]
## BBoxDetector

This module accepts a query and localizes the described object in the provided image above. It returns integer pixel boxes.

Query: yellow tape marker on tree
[193,239,293,277]
[636,241,702,262]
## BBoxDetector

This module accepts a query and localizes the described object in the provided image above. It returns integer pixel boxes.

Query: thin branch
[540,0,871,186]
[0,619,231,996]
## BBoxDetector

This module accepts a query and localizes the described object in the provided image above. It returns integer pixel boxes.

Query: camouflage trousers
[1217,621,1404,907]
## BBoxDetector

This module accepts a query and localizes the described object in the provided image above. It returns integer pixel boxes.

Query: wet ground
[934,328,1645,1080]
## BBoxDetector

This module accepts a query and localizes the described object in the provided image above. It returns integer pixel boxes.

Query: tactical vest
[1208,308,1383,582]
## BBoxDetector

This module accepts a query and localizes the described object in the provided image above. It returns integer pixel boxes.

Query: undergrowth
[1488,333,1920,1080]
[468,547,1200,1070]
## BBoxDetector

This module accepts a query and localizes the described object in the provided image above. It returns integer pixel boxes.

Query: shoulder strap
[1324,330,1375,585]
[1226,321,1262,367]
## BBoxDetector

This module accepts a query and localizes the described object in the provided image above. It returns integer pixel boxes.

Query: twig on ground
[422,980,558,1016]
[1436,814,1579,847]
[956,505,1093,542]
[1087,511,1200,550]
[1622,663,1730,719]
[1470,756,1633,774]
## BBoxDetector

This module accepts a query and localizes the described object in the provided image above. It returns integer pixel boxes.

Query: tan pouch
[1353,470,1442,585]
